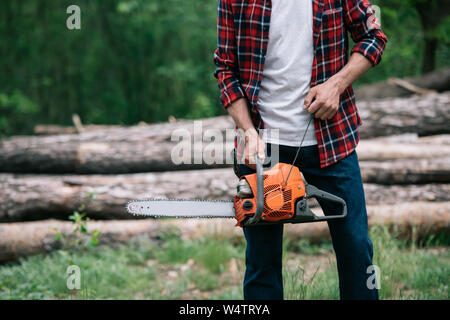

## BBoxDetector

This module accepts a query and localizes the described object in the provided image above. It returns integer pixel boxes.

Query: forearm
[328,52,373,95]
[226,97,256,133]
[227,97,265,164]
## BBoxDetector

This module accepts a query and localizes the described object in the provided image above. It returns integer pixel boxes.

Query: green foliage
[0,0,221,135]
[0,90,38,136]
[154,235,239,274]
[369,225,450,299]
[186,269,219,291]
[0,227,448,300]
[154,237,198,265]
[54,200,101,251]
[0,0,448,135]
[0,241,158,299]
[195,239,239,274]
[0,195,449,301]
[371,0,450,77]
[288,238,334,256]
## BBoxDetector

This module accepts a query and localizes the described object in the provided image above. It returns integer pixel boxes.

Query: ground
[0,225,448,300]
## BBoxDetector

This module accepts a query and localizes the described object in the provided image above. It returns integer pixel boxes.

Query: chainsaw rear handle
[243,155,264,226]
[302,184,347,221]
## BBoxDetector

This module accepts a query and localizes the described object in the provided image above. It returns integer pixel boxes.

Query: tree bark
[1,201,449,262]
[0,116,236,173]
[1,92,449,174]
[1,168,449,222]
[357,92,450,138]
[356,135,450,160]
[359,158,450,185]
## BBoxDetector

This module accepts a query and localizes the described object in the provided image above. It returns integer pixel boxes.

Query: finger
[244,153,253,167]
[243,151,254,167]
[244,146,253,165]
[324,103,339,120]
[246,141,257,165]
[324,108,337,120]
[314,104,329,120]
[257,142,266,161]
[303,88,317,109]
[244,149,257,168]
[306,99,322,115]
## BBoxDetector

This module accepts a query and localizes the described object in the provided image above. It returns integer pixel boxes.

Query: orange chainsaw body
[234,162,305,227]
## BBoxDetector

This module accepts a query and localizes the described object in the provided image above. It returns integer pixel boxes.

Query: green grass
[0,226,448,300]
[154,237,239,274]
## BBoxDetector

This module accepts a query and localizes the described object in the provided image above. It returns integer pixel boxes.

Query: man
[213,0,387,300]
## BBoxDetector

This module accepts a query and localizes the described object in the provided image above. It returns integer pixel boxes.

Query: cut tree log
[360,158,450,184]
[0,116,236,173]
[1,201,448,262]
[34,124,123,135]
[360,133,450,145]
[354,67,450,101]
[357,92,450,138]
[356,135,450,160]
[1,92,449,174]
[1,168,449,222]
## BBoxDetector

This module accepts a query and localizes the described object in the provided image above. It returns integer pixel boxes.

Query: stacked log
[1,168,450,222]
[1,201,448,263]
[0,91,449,262]
[0,93,449,174]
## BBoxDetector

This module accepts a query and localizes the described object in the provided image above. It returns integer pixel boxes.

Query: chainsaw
[126,155,347,227]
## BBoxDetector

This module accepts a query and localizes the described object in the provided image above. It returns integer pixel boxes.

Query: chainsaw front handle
[244,155,264,226]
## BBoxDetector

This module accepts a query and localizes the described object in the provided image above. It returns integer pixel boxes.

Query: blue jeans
[240,144,378,300]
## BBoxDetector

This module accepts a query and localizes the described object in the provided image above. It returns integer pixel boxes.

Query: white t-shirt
[257,0,317,147]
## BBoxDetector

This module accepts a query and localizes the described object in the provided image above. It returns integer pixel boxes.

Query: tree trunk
[422,38,438,74]
[413,1,450,74]
[1,93,449,174]
[1,201,449,262]
[1,167,449,222]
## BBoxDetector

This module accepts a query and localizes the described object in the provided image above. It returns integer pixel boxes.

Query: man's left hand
[303,78,342,121]
[303,52,373,121]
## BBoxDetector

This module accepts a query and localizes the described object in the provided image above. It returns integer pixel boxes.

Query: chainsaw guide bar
[126,198,235,219]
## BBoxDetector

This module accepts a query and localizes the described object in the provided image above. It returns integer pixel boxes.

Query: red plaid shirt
[214,0,387,167]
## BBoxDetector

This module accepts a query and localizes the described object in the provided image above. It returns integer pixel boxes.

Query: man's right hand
[225,97,265,169]
[244,128,266,169]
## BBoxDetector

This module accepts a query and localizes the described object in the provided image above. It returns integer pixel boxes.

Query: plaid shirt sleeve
[344,0,388,66]
[213,0,246,108]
